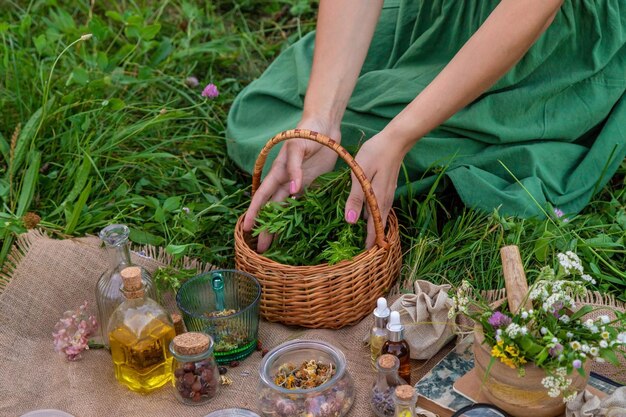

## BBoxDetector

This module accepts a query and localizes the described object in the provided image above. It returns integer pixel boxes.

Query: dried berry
[256,340,263,351]
[262,348,269,357]
[218,366,228,375]
[229,360,240,368]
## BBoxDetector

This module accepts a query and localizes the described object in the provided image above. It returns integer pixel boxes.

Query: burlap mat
[0,230,450,417]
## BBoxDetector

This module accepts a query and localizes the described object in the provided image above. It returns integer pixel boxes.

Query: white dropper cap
[387,311,403,332]
[374,297,390,318]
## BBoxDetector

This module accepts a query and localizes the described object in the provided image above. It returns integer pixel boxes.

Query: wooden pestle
[500,245,533,314]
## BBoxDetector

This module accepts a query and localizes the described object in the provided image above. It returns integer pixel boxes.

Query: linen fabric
[389,280,455,360]
[226,0,626,217]
[0,230,450,417]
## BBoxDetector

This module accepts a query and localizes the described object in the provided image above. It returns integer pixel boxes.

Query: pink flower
[488,311,512,328]
[201,83,219,99]
[52,301,98,361]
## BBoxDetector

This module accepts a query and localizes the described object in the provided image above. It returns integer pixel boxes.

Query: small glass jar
[170,332,219,405]
[393,385,418,417]
[371,354,407,417]
[258,340,356,417]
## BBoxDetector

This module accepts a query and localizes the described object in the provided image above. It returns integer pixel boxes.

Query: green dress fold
[226,0,626,217]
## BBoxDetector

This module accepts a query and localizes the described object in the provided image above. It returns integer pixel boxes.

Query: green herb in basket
[252,169,366,266]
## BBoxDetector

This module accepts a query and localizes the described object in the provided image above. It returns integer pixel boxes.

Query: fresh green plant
[397,160,626,301]
[253,169,366,265]
[449,251,626,401]
[0,1,318,274]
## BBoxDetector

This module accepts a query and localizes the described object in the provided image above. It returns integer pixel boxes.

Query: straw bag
[234,129,402,329]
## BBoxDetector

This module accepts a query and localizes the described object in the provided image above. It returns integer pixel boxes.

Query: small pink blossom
[201,83,219,99]
[52,301,98,361]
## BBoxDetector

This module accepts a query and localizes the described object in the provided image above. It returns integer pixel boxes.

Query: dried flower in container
[52,301,98,361]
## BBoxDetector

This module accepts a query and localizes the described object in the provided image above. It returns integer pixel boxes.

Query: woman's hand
[243,119,341,252]
[344,130,408,249]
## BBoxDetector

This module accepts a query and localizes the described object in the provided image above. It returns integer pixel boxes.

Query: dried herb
[273,360,336,390]
[253,169,366,266]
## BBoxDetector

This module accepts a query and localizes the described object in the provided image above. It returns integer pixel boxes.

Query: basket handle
[251,129,389,249]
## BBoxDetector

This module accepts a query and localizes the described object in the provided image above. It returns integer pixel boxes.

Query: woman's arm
[346,0,564,248]
[244,0,383,251]
[387,0,564,153]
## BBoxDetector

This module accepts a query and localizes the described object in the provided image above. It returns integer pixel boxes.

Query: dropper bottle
[370,297,391,367]
[381,311,411,384]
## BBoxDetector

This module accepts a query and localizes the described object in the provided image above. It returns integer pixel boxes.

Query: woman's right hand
[243,119,341,253]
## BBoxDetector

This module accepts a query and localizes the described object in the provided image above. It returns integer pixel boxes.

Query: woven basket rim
[234,209,399,272]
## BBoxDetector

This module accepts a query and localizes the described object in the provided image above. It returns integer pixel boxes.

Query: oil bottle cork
[171,312,187,336]
[172,332,210,356]
[120,266,144,299]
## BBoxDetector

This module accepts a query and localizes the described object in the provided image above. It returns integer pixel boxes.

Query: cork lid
[120,266,144,299]
[173,332,211,356]
[395,385,415,401]
[378,354,398,369]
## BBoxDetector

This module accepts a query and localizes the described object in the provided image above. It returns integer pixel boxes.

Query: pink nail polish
[347,210,357,223]
[290,180,297,194]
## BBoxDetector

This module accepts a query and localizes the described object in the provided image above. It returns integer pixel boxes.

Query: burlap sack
[0,230,451,417]
[566,387,626,417]
[390,280,455,360]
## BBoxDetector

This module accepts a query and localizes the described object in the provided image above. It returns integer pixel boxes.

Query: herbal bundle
[253,169,366,266]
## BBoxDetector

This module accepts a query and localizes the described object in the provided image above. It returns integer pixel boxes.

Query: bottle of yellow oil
[107,266,176,393]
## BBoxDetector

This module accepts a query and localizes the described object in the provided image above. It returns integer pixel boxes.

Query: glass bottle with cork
[380,311,411,384]
[393,385,418,417]
[107,266,175,393]
[370,297,391,367]
[96,224,156,346]
[370,354,407,417]
[170,332,219,405]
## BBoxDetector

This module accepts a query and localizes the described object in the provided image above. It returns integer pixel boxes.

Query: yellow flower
[505,345,519,357]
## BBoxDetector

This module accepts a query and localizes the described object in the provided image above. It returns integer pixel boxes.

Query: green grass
[1,1,625,302]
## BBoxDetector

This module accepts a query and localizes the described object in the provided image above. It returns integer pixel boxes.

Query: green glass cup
[176,270,261,364]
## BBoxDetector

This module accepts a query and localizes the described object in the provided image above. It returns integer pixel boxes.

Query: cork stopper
[171,312,186,336]
[173,332,210,356]
[395,385,415,401]
[378,354,398,369]
[120,266,144,299]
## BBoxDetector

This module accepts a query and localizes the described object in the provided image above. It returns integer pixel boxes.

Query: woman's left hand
[344,130,409,249]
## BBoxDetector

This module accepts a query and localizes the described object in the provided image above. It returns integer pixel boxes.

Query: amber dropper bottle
[381,311,411,385]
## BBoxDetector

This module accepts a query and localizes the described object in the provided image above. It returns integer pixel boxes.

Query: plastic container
[176,270,261,364]
[258,340,355,417]
[170,332,219,405]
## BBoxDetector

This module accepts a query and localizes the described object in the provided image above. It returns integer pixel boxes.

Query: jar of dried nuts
[170,332,219,405]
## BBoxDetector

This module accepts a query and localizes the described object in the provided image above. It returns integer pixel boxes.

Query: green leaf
[96,52,108,71]
[65,180,92,234]
[602,348,620,366]
[68,67,89,86]
[584,234,622,249]
[15,151,41,217]
[570,305,594,322]
[34,34,47,54]
[140,23,161,41]
[105,11,124,23]
[163,196,181,212]
[533,231,553,262]
[149,38,172,66]
[0,130,8,164]
[129,228,165,246]
[10,99,54,180]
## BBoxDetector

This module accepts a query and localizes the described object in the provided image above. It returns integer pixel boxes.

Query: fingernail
[290,180,297,194]
[347,209,357,223]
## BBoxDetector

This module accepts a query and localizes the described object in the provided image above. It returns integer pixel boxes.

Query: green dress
[226,0,626,217]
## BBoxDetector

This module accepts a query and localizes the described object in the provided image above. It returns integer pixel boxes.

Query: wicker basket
[234,129,402,329]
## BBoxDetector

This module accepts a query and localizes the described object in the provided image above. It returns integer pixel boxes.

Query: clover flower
[52,301,98,361]
[185,76,199,88]
[488,311,512,328]
[202,83,219,99]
